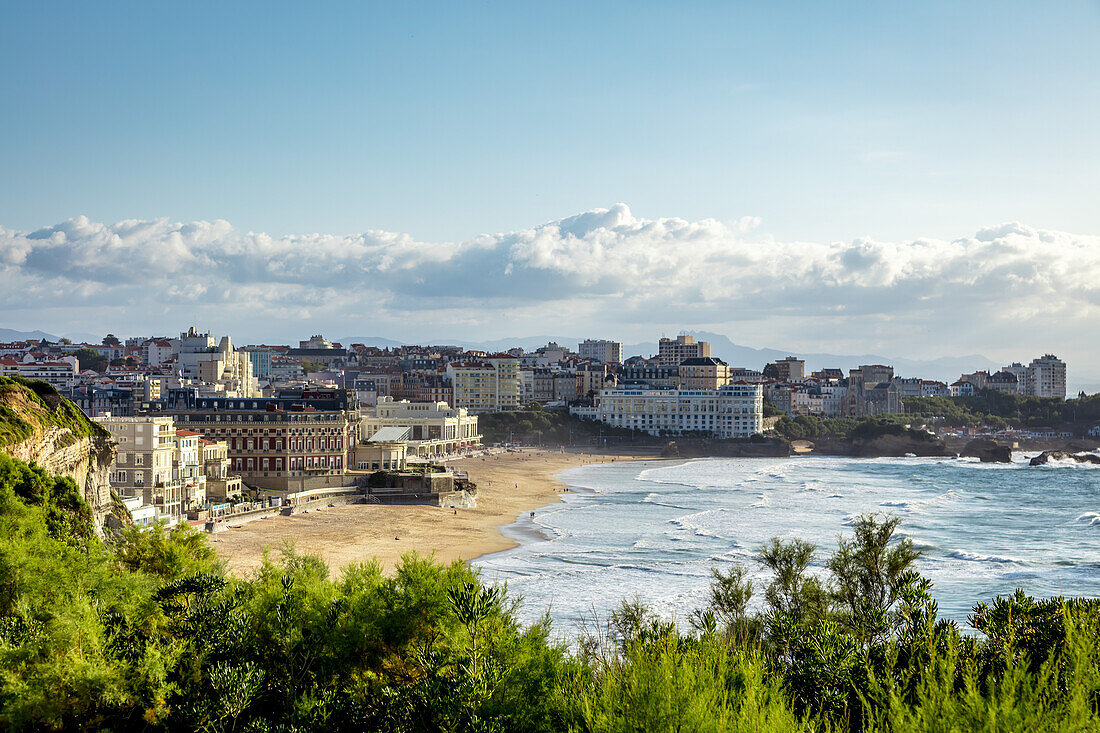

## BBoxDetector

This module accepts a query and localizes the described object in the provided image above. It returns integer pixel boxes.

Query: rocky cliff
[0,377,116,533]
[810,433,951,458]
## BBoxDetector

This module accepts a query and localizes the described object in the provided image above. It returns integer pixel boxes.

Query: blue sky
[2,2,1097,241]
[2,2,1100,383]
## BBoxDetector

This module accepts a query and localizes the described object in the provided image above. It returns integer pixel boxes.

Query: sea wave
[947,550,1018,564]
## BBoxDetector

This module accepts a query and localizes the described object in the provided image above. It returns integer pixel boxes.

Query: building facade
[153,388,358,491]
[578,339,624,364]
[446,355,520,413]
[359,396,481,457]
[590,383,764,438]
[658,335,711,366]
[1026,354,1067,399]
[678,357,732,390]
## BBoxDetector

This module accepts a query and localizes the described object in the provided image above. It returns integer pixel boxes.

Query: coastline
[212,448,663,576]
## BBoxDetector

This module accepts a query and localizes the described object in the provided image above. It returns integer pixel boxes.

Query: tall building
[1027,354,1067,399]
[241,346,274,378]
[446,354,521,413]
[578,339,624,364]
[771,356,805,382]
[658,335,710,366]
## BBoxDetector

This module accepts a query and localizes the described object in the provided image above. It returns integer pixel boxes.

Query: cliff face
[4,428,116,529]
[0,377,116,533]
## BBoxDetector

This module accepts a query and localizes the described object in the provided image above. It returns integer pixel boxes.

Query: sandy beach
[212,448,660,576]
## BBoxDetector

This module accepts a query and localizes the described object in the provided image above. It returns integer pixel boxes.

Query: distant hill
[625,331,1002,384]
[0,328,59,342]
[338,336,408,349]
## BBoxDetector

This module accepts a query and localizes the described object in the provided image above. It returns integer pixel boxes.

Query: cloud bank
[2,205,1098,373]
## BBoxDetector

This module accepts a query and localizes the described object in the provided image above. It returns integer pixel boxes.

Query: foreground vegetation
[2,451,1099,731]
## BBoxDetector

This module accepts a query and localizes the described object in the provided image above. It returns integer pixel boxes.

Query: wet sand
[213,448,659,576]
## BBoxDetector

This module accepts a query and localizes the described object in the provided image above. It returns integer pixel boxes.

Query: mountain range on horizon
[338,330,1006,385]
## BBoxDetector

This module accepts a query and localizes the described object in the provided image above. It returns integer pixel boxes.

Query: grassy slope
[0,376,107,449]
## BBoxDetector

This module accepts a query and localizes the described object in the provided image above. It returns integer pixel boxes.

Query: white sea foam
[477,456,1100,632]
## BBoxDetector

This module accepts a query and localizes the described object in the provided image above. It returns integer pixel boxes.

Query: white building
[578,339,624,364]
[176,327,256,397]
[359,396,481,457]
[588,383,764,438]
[1025,354,1067,399]
[0,355,79,390]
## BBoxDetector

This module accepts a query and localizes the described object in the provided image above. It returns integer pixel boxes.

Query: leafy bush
[2,453,1099,731]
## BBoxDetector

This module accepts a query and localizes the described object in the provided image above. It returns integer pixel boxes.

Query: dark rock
[1029,450,1100,466]
[962,438,1013,463]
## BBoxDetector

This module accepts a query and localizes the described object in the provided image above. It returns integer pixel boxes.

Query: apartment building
[591,383,764,438]
[94,415,184,524]
[1026,354,1067,399]
[0,356,78,390]
[616,363,681,389]
[771,357,806,382]
[578,339,623,364]
[658,335,711,366]
[678,357,732,390]
[240,346,274,377]
[142,338,174,366]
[446,354,520,413]
[360,396,481,457]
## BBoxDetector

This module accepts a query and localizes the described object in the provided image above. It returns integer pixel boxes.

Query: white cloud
[2,206,1099,372]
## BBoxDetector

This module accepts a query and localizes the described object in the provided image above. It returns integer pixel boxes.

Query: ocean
[473,454,1100,633]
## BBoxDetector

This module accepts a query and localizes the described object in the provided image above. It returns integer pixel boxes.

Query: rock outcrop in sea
[1029,450,1100,466]
[961,438,1013,463]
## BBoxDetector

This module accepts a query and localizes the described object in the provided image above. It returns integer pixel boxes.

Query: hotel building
[589,383,764,438]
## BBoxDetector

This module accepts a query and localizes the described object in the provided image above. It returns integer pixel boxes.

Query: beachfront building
[360,396,481,457]
[152,387,358,492]
[201,438,242,501]
[588,383,764,438]
[446,354,520,413]
[354,428,409,470]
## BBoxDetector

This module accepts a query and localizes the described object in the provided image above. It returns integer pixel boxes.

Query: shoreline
[211,448,664,576]
[210,448,1086,577]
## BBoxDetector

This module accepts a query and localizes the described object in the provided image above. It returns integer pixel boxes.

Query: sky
[2,2,1099,379]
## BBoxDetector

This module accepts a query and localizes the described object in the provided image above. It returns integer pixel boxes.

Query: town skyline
[3,206,1099,388]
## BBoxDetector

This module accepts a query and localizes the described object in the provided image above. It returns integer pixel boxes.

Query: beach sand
[212,448,658,576]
